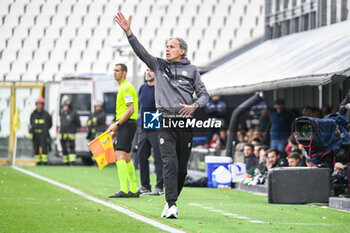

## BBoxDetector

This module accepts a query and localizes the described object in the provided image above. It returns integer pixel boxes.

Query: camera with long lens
[293,113,350,166]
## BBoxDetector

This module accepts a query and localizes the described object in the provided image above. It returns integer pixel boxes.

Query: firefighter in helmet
[86,101,107,141]
[29,96,52,165]
[59,100,81,165]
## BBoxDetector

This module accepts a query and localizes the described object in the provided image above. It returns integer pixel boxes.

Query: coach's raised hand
[115,12,132,36]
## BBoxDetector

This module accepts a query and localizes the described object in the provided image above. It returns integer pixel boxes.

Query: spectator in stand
[253,143,262,159]
[206,95,227,123]
[234,130,246,163]
[219,128,227,149]
[269,99,294,152]
[206,132,220,149]
[292,149,306,166]
[243,143,258,176]
[311,107,322,118]
[266,148,288,171]
[257,146,269,177]
[287,152,302,167]
[284,135,298,156]
[322,104,331,117]
[245,128,254,143]
[302,106,313,116]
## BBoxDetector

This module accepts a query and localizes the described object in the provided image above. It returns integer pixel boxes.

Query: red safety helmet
[36,96,45,104]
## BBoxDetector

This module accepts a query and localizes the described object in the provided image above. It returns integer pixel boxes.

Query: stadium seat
[43,61,59,74]
[156,27,172,38]
[88,2,104,15]
[25,2,41,15]
[0,2,10,15]
[146,15,162,28]
[33,49,49,63]
[178,15,194,28]
[39,38,55,50]
[220,27,234,39]
[0,26,13,39]
[193,15,209,28]
[41,4,57,16]
[7,38,23,50]
[66,49,83,63]
[209,16,226,28]
[21,72,38,82]
[162,16,178,27]
[172,27,187,38]
[71,38,86,51]
[182,3,198,16]
[17,49,34,63]
[13,26,29,39]
[67,15,83,28]
[9,1,25,15]
[35,15,52,28]
[5,72,21,82]
[87,37,103,50]
[92,62,107,73]
[93,27,109,39]
[76,26,92,39]
[51,15,67,28]
[60,61,76,74]
[0,61,11,75]
[166,4,182,16]
[72,2,88,16]
[56,2,73,16]
[4,15,20,27]
[19,15,35,27]
[61,26,77,39]
[55,38,71,50]
[0,39,6,51]
[121,3,136,15]
[38,72,54,82]
[83,15,99,27]
[214,4,230,16]
[2,49,17,63]
[198,4,214,16]
[50,49,66,63]
[45,26,61,39]
[203,27,220,41]
[76,61,92,73]
[99,15,114,28]
[226,15,244,28]
[11,61,27,74]
[29,26,45,39]
[135,3,152,16]
[27,61,43,73]
[98,50,114,61]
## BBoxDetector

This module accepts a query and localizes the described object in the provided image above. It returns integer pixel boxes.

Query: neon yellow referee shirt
[116,79,138,120]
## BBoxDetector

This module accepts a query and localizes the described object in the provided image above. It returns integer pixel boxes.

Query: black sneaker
[137,186,151,195]
[108,191,129,198]
[128,191,140,198]
[149,187,164,196]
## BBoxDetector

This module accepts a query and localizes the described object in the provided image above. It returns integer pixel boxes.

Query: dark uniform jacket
[86,109,106,140]
[60,109,81,134]
[29,110,52,138]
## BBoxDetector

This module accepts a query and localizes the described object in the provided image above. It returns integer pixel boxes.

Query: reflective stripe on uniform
[69,154,76,162]
[68,134,75,140]
[63,155,69,163]
[34,119,45,124]
[42,154,48,163]
[35,155,41,163]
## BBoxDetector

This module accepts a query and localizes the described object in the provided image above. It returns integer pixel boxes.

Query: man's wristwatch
[116,121,121,127]
[193,103,199,109]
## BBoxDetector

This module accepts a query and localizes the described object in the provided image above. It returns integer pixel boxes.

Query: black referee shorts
[114,120,136,153]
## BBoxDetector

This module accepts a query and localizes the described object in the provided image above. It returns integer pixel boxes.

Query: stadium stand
[0,0,264,82]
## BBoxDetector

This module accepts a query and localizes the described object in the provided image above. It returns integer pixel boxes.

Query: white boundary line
[12,166,185,233]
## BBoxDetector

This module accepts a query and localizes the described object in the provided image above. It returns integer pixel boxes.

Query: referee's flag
[13,107,21,132]
[88,131,115,170]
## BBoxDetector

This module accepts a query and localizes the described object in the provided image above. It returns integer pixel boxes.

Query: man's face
[146,68,154,81]
[288,158,298,167]
[267,152,279,166]
[243,146,253,157]
[114,65,125,81]
[63,105,69,111]
[36,103,43,111]
[166,39,184,61]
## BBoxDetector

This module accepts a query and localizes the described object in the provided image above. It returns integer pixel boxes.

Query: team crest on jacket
[181,71,187,76]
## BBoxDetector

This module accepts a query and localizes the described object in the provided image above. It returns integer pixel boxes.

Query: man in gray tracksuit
[115,12,209,219]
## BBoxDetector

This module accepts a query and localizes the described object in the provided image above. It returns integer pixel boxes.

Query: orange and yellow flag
[88,131,115,170]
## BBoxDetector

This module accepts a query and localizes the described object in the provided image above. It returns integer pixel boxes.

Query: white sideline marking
[13,166,185,233]
[189,203,333,226]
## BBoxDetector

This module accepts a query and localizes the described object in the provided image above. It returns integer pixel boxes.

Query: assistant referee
[108,63,139,198]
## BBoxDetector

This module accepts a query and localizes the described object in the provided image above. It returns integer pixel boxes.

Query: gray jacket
[127,34,209,117]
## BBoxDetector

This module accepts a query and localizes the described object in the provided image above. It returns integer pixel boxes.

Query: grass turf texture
[4,165,350,233]
[0,166,161,233]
